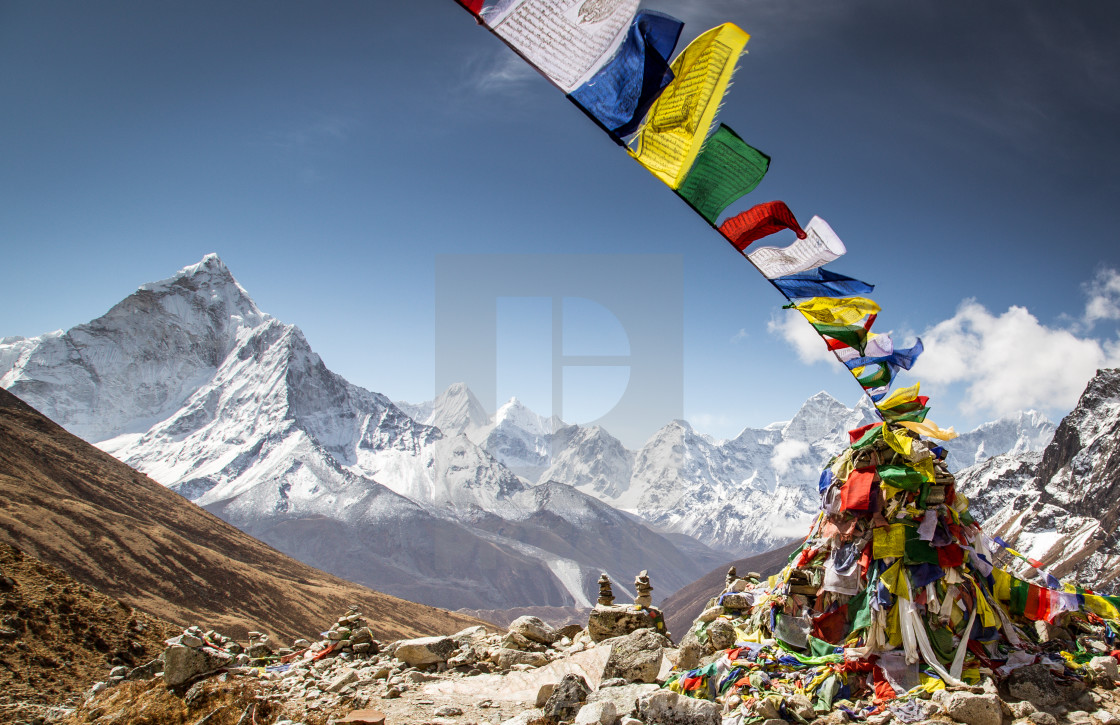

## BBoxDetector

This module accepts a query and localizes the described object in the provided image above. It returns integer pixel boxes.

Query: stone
[543,673,592,723]
[786,694,817,721]
[1026,714,1058,725]
[127,658,162,681]
[509,616,558,646]
[1089,656,1119,680]
[1035,620,1073,643]
[1008,701,1037,718]
[602,628,670,684]
[587,683,660,719]
[247,642,273,659]
[328,668,359,692]
[720,592,753,610]
[706,619,736,651]
[1092,710,1120,725]
[633,570,653,608]
[637,690,721,725]
[394,636,458,667]
[939,691,1002,725]
[336,709,386,724]
[180,633,203,648]
[588,606,661,643]
[500,710,547,725]
[1007,664,1062,708]
[675,628,710,671]
[575,701,617,725]
[435,705,463,717]
[497,648,550,669]
[695,607,722,624]
[535,682,556,707]
[108,665,128,678]
[161,644,232,688]
[598,573,615,607]
[504,631,545,652]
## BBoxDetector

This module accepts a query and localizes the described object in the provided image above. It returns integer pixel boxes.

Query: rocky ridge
[957,368,1120,590]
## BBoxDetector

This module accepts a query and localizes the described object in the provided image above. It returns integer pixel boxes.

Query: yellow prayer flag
[882,424,913,456]
[1084,594,1120,620]
[877,383,920,411]
[794,297,880,326]
[873,523,907,559]
[992,569,1011,602]
[887,600,903,647]
[899,419,959,441]
[973,587,999,628]
[911,455,938,484]
[628,23,750,188]
[881,559,910,600]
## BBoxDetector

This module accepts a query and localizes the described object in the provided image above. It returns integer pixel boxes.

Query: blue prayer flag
[568,11,683,139]
[771,267,874,299]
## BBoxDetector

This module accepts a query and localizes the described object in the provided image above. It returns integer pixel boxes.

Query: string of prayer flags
[815,314,877,353]
[675,124,770,223]
[481,0,641,93]
[747,216,847,279]
[569,10,684,139]
[834,333,893,363]
[628,23,750,188]
[772,267,874,300]
[719,201,806,251]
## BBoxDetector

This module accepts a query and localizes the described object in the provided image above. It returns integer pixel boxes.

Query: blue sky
[2,0,1120,446]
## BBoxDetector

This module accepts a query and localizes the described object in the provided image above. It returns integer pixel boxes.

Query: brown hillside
[660,541,800,639]
[0,388,486,643]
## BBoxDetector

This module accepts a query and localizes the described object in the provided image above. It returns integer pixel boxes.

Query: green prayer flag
[1010,578,1029,616]
[810,320,870,352]
[676,124,770,223]
[904,527,940,565]
[877,464,927,491]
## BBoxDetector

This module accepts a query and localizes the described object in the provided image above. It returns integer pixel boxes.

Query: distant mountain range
[0,255,1064,608]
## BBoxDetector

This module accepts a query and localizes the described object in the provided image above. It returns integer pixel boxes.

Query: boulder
[602,629,670,684]
[496,648,550,669]
[706,619,736,651]
[938,691,1002,725]
[676,628,712,671]
[588,606,661,643]
[543,673,591,723]
[574,701,617,725]
[637,690,721,725]
[162,645,231,688]
[394,636,458,667]
[587,683,660,719]
[1089,656,1119,680]
[1006,664,1062,708]
[509,616,558,645]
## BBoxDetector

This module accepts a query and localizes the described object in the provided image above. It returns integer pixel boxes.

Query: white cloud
[914,300,1120,417]
[1083,268,1120,326]
[767,310,836,365]
[471,53,539,93]
[730,328,748,343]
[771,439,810,475]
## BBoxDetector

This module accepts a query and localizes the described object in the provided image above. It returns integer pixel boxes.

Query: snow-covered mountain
[407,385,1058,557]
[0,255,726,609]
[956,369,1120,591]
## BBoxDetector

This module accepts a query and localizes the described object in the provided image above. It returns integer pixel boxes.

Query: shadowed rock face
[956,368,1120,591]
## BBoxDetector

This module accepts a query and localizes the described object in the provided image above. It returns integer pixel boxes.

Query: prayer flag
[772,267,875,299]
[569,10,683,138]
[882,424,913,456]
[834,332,892,363]
[854,362,892,388]
[455,0,486,14]
[844,340,923,374]
[484,0,641,93]
[874,524,907,559]
[877,383,921,412]
[747,216,846,279]
[794,296,881,327]
[676,124,770,223]
[815,314,877,353]
[849,422,880,445]
[629,23,750,187]
[841,466,877,511]
[719,200,806,251]
[898,419,958,441]
[877,464,927,491]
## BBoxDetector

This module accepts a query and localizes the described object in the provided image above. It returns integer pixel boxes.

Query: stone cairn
[588,571,668,643]
[597,573,615,606]
[634,570,653,608]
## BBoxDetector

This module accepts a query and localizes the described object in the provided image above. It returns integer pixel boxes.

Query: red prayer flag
[719,200,806,251]
[849,422,879,444]
[1025,584,1043,621]
[841,466,877,511]
[936,544,965,569]
[812,604,850,644]
[455,0,484,14]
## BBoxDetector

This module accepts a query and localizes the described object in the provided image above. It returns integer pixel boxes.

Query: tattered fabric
[748,216,847,279]
[484,0,641,93]
[569,10,683,138]
[629,23,750,187]
[676,124,770,223]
